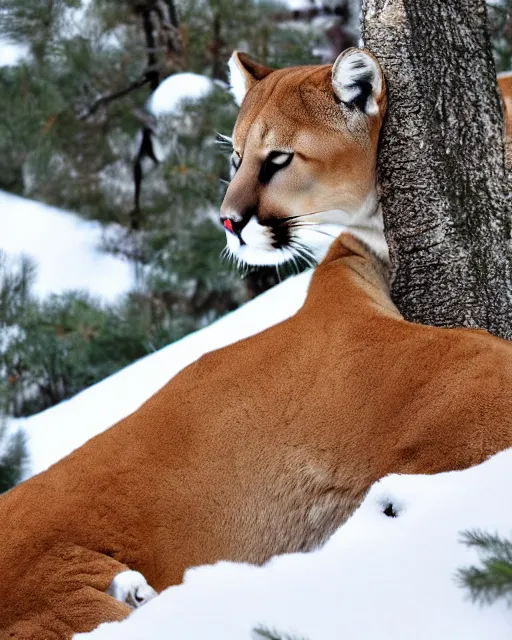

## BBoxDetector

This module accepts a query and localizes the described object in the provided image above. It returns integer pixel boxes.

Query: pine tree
[0,250,218,418]
[0,0,331,420]
[362,0,512,339]
[488,0,512,71]
[0,0,324,222]
[0,424,27,494]
[458,529,512,607]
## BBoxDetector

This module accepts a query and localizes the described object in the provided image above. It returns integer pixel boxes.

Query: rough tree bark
[361,0,512,340]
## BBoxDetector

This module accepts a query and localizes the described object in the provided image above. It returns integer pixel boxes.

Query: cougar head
[220,48,388,267]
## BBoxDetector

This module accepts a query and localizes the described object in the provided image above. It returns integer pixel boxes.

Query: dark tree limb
[362,0,512,340]
[131,0,183,230]
[78,75,153,121]
[140,3,160,92]
[79,0,182,121]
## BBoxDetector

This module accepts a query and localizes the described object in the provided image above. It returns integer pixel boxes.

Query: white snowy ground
[0,191,134,300]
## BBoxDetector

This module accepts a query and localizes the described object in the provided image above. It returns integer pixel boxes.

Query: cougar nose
[220,215,249,243]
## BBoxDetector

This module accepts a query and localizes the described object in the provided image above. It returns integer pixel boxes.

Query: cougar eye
[270,152,292,166]
[259,151,294,184]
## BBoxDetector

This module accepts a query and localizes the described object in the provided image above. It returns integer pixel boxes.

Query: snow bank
[16,270,311,478]
[78,447,512,640]
[0,191,134,300]
[146,73,215,117]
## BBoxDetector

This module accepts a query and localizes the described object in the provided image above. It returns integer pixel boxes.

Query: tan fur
[2,233,512,638]
[223,55,511,267]
[221,49,388,267]
[223,61,383,219]
[3,56,512,639]
[498,72,512,135]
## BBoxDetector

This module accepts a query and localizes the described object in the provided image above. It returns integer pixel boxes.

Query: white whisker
[292,223,339,240]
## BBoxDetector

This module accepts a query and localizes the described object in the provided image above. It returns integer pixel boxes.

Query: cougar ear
[332,48,385,117]
[228,51,274,106]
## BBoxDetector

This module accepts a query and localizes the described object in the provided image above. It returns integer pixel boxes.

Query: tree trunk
[361,0,512,340]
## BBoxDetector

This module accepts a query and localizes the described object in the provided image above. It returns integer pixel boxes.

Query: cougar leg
[3,543,155,639]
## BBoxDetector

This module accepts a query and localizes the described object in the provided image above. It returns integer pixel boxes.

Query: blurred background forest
[0,0,510,434]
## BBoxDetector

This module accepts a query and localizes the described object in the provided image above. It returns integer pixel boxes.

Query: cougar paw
[106,569,157,608]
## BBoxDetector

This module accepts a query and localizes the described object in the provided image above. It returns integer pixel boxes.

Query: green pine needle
[253,626,310,640]
[0,425,27,493]
[457,529,512,607]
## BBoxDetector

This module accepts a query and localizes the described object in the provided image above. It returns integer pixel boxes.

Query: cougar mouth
[222,211,346,268]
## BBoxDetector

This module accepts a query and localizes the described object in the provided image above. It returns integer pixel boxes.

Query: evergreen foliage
[0,0,328,422]
[0,249,232,417]
[0,424,27,493]
[488,0,512,71]
[253,626,309,640]
[458,529,512,607]
[0,0,322,215]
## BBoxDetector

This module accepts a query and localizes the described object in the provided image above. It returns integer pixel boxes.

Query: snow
[14,270,311,479]
[265,0,318,9]
[77,447,512,640]
[146,73,215,117]
[0,191,134,300]
[284,0,318,8]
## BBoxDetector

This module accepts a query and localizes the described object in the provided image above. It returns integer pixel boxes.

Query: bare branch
[78,75,152,121]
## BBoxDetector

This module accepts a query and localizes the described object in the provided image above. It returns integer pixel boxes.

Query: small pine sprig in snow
[457,529,512,607]
[253,625,310,640]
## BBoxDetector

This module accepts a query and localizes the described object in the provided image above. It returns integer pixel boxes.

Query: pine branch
[152,0,182,57]
[457,529,512,607]
[461,530,512,564]
[253,626,310,640]
[272,3,352,24]
[0,426,27,493]
[131,0,183,227]
[79,1,183,121]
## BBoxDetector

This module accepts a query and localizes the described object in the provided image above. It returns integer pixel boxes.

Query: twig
[78,75,153,121]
